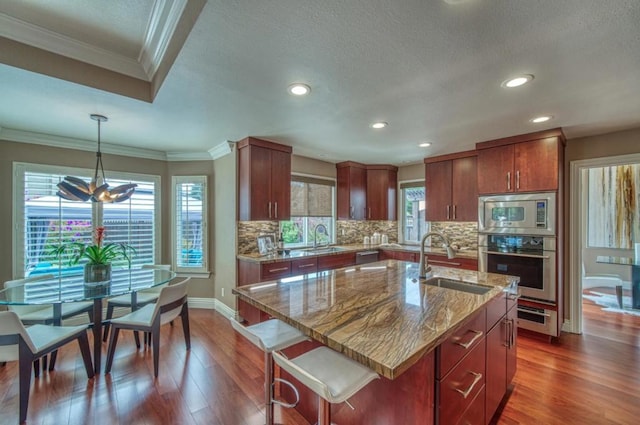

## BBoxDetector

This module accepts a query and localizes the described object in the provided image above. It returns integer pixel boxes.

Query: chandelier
[57,114,137,203]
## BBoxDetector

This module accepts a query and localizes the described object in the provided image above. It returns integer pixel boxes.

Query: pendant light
[56,114,137,203]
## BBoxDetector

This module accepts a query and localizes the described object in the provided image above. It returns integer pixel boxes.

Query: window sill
[175,271,212,279]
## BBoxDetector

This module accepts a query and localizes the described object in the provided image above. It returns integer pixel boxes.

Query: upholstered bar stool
[272,346,379,425]
[230,318,308,425]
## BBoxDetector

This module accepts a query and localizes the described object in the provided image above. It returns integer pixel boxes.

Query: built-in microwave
[478,192,556,236]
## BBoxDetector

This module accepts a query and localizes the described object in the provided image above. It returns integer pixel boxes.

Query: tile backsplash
[237,221,279,254]
[429,221,478,250]
[336,221,398,245]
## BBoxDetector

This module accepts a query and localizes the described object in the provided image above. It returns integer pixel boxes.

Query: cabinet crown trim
[424,149,477,164]
[476,128,566,150]
[237,137,293,153]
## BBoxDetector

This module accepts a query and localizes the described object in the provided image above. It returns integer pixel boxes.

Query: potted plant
[50,226,135,284]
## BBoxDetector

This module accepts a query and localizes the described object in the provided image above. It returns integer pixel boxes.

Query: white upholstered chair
[102,264,172,345]
[105,277,191,378]
[0,311,94,423]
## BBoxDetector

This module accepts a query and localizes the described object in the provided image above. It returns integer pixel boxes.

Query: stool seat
[231,318,307,352]
[230,318,308,425]
[273,346,379,404]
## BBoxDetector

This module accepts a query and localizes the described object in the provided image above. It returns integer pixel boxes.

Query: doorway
[568,153,640,334]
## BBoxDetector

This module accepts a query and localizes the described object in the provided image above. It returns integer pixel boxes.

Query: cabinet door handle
[455,371,483,399]
[453,205,457,220]
[298,263,315,268]
[267,266,289,273]
[368,207,371,219]
[350,205,354,219]
[510,318,516,348]
[268,202,272,218]
[446,205,450,220]
[454,330,483,349]
[274,201,278,218]
[504,318,511,347]
[516,170,520,190]
[507,172,511,190]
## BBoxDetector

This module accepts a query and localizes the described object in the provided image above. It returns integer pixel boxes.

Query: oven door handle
[485,250,550,259]
[517,308,551,317]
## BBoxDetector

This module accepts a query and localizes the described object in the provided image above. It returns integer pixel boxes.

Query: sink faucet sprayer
[418,232,456,278]
[312,224,329,248]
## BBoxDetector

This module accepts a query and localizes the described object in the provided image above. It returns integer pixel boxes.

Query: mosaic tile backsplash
[336,221,398,245]
[429,221,478,250]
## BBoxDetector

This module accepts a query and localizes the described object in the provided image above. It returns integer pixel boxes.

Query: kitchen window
[401,181,426,244]
[281,175,335,247]
[172,176,208,274]
[13,163,160,278]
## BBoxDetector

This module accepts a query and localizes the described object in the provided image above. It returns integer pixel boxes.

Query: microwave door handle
[485,250,550,259]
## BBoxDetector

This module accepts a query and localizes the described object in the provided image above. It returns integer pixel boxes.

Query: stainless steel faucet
[312,223,329,248]
[418,232,456,278]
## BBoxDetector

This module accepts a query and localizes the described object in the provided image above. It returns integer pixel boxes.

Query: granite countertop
[233,259,518,379]
[237,243,478,263]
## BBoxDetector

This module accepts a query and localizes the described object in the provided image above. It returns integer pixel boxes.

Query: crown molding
[0,13,148,81]
[0,127,167,161]
[166,151,213,161]
[140,0,188,79]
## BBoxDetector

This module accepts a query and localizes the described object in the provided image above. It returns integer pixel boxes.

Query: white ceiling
[1,0,639,164]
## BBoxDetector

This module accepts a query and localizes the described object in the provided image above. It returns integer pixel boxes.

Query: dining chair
[0,311,94,423]
[4,274,94,375]
[104,277,190,378]
[102,264,172,345]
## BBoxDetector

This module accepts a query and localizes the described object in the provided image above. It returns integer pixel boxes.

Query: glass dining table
[0,267,175,373]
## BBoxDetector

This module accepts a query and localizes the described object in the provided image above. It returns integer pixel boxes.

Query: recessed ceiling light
[530,115,553,123]
[501,74,534,88]
[419,142,432,147]
[371,122,388,129]
[288,83,311,96]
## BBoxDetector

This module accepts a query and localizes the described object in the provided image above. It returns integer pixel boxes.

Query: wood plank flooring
[1,302,638,425]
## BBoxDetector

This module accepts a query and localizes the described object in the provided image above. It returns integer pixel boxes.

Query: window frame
[399,179,426,245]
[171,175,209,276]
[12,162,162,279]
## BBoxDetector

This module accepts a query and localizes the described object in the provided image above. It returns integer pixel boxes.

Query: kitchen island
[233,260,519,424]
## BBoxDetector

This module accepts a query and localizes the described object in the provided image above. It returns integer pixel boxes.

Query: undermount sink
[298,246,347,254]
[422,277,492,295]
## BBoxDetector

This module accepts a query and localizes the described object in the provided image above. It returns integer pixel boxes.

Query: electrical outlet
[221,288,225,297]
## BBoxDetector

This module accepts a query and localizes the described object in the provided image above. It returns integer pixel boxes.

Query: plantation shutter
[173,176,207,271]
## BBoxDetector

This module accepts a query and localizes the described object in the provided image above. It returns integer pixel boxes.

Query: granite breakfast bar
[233,260,519,424]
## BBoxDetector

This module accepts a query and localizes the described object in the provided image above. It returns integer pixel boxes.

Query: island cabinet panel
[237,137,292,220]
[380,250,419,262]
[436,337,486,425]
[290,257,318,275]
[336,161,367,220]
[317,252,356,271]
[425,151,478,222]
[485,295,517,424]
[457,386,486,425]
[436,309,486,379]
[425,253,479,271]
[476,129,565,195]
[366,165,398,220]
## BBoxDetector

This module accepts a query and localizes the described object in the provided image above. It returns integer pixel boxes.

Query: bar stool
[230,318,308,425]
[272,346,379,425]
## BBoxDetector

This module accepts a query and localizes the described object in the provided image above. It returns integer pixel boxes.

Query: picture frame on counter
[257,234,276,255]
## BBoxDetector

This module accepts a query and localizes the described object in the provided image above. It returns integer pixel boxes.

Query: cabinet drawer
[457,385,485,425]
[291,257,318,276]
[437,338,486,425]
[425,254,478,271]
[437,309,486,379]
[260,261,292,280]
[317,252,356,271]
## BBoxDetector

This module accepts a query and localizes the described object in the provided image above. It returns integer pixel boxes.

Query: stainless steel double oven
[478,192,559,337]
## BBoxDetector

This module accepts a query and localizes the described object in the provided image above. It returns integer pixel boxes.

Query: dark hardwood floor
[1,302,638,425]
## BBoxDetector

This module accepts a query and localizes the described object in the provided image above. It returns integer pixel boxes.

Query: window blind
[173,177,207,271]
[290,175,334,217]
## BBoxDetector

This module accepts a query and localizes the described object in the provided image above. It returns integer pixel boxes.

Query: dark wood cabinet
[424,253,478,271]
[317,252,356,271]
[425,151,478,222]
[336,161,367,220]
[380,250,419,262]
[366,165,398,220]
[237,137,292,220]
[476,129,565,195]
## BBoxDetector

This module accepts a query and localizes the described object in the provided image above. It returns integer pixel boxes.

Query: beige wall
[0,139,215,299]
[398,163,424,182]
[292,154,335,178]
[563,127,640,321]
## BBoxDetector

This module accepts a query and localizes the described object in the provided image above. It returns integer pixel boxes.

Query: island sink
[422,277,492,295]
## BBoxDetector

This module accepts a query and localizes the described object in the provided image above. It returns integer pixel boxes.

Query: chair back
[4,275,55,315]
[0,311,37,361]
[152,278,190,325]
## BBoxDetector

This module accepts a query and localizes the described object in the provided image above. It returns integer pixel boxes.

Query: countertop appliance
[478,192,556,236]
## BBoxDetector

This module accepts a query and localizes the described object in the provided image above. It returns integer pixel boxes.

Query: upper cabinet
[336,162,397,221]
[476,129,566,195]
[366,165,398,220]
[424,151,478,222]
[237,137,292,221]
[336,161,367,220]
